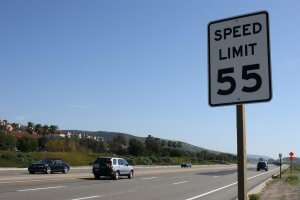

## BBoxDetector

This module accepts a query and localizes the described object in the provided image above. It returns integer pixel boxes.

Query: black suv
[28,159,70,174]
[257,161,268,171]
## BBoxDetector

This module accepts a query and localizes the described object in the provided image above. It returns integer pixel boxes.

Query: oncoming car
[28,159,70,174]
[257,161,268,171]
[93,157,134,180]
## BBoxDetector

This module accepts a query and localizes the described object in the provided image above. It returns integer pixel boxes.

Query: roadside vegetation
[258,164,300,200]
[0,124,237,167]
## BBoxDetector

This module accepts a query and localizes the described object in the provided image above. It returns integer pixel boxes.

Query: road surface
[0,164,281,200]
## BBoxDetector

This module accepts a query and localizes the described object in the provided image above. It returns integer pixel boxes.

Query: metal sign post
[237,104,247,199]
[279,153,282,179]
[289,152,294,174]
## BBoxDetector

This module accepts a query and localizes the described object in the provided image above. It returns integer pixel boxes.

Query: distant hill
[61,130,219,154]
[61,130,270,159]
[246,154,273,163]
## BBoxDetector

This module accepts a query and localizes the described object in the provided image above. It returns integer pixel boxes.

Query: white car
[92,157,134,180]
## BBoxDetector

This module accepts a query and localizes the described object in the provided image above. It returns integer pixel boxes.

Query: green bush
[249,194,260,200]
[0,131,16,151]
[17,137,38,152]
[161,157,171,163]
[134,156,153,165]
[0,152,36,167]
[149,155,160,163]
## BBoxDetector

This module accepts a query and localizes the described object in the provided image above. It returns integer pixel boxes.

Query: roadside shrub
[16,137,38,152]
[161,157,171,163]
[249,194,260,200]
[134,156,152,165]
[0,152,35,165]
[149,155,160,163]
[0,131,16,151]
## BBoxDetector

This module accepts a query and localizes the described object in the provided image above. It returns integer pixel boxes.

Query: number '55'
[217,64,262,96]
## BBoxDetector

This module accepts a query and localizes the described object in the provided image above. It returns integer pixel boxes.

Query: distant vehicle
[268,159,275,164]
[181,163,192,168]
[257,161,268,171]
[274,160,282,166]
[28,159,70,174]
[92,157,134,180]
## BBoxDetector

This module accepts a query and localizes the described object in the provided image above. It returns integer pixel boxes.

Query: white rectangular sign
[208,11,272,106]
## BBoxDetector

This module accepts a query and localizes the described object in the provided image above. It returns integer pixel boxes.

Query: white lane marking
[185,168,278,200]
[213,176,220,178]
[18,186,66,192]
[140,177,158,180]
[173,181,189,185]
[70,195,102,200]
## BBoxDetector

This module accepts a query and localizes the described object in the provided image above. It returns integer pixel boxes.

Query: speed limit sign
[208,11,272,106]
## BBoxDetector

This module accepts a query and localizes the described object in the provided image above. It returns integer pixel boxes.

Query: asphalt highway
[0,164,281,200]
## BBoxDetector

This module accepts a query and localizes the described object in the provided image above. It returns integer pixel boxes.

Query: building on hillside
[5,124,13,131]
[66,131,72,138]
[0,119,7,126]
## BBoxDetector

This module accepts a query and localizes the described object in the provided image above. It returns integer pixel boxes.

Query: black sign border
[208,11,272,107]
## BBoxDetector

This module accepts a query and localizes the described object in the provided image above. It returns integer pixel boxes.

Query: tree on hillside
[12,123,19,131]
[37,137,48,151]
[167,140,172,147]
[27,122,35,134]
[128,138,146,156]
[177,141,182,148]
[109,134,128,154]
[145,135,162,155]
[17,137,37,152]
[35,124,43,134]
[172,141,177,148]
[49,125,58,134]
[0,130,16,151]
[42,125,49,135]
[161,140,166,147]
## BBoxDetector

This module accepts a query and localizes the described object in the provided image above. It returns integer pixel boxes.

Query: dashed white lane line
[185,168,278,200]
[213,176,220,177]
[70,195,102,200]
[140,177,158,180]
[173,181,189,185]
[18,186,66,192]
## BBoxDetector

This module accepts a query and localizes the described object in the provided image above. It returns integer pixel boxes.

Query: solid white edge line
[70,195,102,200]
[18,186,66,192]
[173,181,189,185]
[185,168,278,200]
[140,177,158,180]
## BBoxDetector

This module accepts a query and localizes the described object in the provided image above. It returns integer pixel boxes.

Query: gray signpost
[208,11,272,200]
[279,153,282,179]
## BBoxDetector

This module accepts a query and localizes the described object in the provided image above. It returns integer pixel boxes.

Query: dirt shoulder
[260,165,300,200]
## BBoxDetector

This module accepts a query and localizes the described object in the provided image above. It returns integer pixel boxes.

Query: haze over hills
[62,130,270,160]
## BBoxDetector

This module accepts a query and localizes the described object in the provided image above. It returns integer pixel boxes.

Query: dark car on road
[28,159,70,174]
[181,163,192,168]
[93,157,134,180]
[257,161,268,171]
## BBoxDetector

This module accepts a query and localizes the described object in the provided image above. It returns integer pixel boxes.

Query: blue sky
[0,0,299,158]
